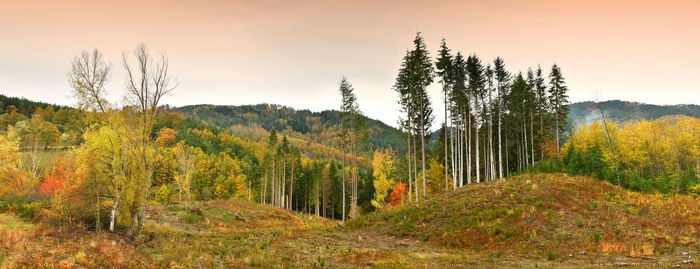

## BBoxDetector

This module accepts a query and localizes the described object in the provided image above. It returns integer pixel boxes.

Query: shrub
[155,184,172,204]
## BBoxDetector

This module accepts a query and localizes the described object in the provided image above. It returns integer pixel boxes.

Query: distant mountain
[568,100,700,126]
[170,104,404,152]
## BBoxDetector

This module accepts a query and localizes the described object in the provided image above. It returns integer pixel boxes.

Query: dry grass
[348,173,700,267]
[2,174,698,268]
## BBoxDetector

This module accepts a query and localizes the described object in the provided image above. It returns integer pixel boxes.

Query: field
[1,173,699,268]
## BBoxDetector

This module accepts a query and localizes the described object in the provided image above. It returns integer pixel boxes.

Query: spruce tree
[493,57,510,178]
[435,38,453,191]
[548,63,569,159]
[534,65,548,160]
[466,54,485,183]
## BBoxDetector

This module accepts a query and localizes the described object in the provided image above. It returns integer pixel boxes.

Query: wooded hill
[428,100,700,145]
[0,94,70,115]
[170,104,404,152]
[568,100,700,126]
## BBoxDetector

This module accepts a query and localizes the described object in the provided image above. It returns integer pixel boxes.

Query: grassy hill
[348,173,699,266]
[569,100,700,126]
[2,173,698,267]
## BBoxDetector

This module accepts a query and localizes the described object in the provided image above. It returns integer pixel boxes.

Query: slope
[171,104,404,152]
[569,100,700,126]
[348,173,699,266]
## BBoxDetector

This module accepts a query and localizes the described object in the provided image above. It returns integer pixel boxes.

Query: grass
[0,213,35,232]
[0,173,698,268]
[348,173,700,264]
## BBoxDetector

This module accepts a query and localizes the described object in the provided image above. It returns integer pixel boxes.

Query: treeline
[386,33,570,203]
[568,100,700,126]
[533,116,700,194]
[173,103,403,151]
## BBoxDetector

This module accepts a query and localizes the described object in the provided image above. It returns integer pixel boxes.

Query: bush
[530,159,563,173]
[155,184,172,204]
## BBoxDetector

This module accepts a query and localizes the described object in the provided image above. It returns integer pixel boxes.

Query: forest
[0,34,698,268]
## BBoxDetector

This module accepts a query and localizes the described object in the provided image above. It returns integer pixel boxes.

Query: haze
[1,0,698,128]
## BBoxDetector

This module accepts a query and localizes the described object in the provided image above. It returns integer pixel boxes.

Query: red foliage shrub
[388,183,407,206]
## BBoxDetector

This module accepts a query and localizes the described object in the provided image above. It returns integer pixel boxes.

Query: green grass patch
[182,213,202,224]
[0,213,35,231]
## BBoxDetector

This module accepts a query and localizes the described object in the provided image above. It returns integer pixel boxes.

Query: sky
[1,0,699,129]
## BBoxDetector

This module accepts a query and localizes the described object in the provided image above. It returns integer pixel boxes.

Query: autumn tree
[122,43,177,236]
[371,149,395,209]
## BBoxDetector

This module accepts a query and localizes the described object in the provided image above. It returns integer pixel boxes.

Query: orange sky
[1,0,698,127]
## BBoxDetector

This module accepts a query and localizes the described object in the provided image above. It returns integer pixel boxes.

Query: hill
[171,104,404,151]
[3,174,697,267]
[568,100,700,126]
[428,100,700,145]
[348,173,699,267]
[0,200,494,268]
[0,93,70,116]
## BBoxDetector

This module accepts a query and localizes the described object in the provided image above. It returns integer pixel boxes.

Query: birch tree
[122,43,177,236]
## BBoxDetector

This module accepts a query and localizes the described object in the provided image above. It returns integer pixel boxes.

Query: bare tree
[122,43,177,236]
[69,49,127,233]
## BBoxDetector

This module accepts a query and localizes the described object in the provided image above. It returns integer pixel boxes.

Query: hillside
[348,173,699,267]
[568,100,700,126]
[0,200,498,268]
[3,174,698,268]
[0,94,70,115]
[171,104,404,151]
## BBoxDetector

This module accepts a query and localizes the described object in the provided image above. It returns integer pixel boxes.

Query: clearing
[1,173,698,268]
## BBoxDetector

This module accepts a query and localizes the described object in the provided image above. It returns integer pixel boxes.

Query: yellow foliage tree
[0,134,29,198]
[371,149,395,209]
[426,158,447,195]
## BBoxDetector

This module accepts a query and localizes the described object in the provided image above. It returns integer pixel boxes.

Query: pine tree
[534,65,548,161]
[338,77,355,222]
[450,52,468,186]
[466,54,485,183]
[395,32,434,198]
[493,57,510,178]
[435,38,453,191]
[548,63,570,159]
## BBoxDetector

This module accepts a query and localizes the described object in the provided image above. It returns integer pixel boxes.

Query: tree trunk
[127,210,137,236]
[444,90,449,191]
[109,189,121,232]
[467,109,472,185]
[282,157,286,209]
[413,132,419,202]
[262,170,267,204]
[290,160,294,211]
[475,119,480,183]
[420,99,427,198]
[272,154,276,205]
[342,147,346,222]
[451,120,457,190]
[530,110,534,166]
[450,118,457,190]
[93,180,101,232]
[498,107,503,178]
[505,123,509,177]
[556,115,560,159]
[458,116,463,187]
[406,127,412,203]
[540,108,544,160]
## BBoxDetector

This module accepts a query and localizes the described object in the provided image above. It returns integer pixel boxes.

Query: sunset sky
[1,0,698,128]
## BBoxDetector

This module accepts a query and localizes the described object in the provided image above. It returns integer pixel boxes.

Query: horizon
[1,0,699,130]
